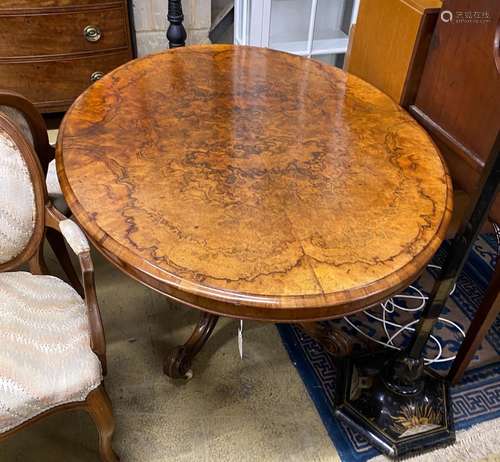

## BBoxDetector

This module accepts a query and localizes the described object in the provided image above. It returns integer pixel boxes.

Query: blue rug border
[452,361,500,430]
[277,324,379,461]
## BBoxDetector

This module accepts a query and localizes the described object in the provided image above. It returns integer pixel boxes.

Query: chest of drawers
[0,0,135,113]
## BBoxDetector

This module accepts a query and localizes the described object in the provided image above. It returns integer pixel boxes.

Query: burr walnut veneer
[56,45,453,374]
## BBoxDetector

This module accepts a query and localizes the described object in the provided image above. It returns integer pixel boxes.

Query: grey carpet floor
[2,245,339,461]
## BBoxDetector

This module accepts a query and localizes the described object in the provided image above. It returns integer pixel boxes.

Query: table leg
[299,322,353,357]
[164,312,219,379]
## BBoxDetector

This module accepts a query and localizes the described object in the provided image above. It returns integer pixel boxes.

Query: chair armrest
[45,204,107,374]
[59,219,90,256]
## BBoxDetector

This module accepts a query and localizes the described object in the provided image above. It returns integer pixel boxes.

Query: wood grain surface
[0,0,134,113]
[0,51,131,113]
[2,0,117,8]
[409,0,500,221]
[56,45,453,321]
[0,6,128,57]
[347,0,441,106]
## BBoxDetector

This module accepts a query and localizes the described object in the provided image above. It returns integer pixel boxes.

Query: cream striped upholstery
[46,159,63,197]
[59,219,90,255]
[0,126,35,264]
[0,106,65,212]
[0,272,102,433]
[0,106,33,146]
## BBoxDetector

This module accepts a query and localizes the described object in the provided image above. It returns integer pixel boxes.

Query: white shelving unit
[234,0,360,63]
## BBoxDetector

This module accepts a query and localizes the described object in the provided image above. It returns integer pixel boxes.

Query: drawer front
[0,0,118,8]
[0,7,129,57]
[0,51,131,112]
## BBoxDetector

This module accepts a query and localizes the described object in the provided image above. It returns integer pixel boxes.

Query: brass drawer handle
[90,71,104,83]
[84,25,102,42]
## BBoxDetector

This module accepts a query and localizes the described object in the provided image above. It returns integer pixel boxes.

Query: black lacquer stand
[167,0,187,48]
[335,132,500,458]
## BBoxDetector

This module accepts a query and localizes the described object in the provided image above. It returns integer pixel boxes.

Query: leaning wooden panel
[409,0,500,220]
[347,0,441,106]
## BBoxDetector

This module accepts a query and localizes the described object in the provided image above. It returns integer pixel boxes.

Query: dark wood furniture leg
[167,0,186,48]
[448,257,500,384]
[299,322,353,357]
[86,386,119,462]
[164,312,219,379]
[0,386,119,462]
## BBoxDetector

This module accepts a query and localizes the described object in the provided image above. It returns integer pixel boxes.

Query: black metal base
[335,352,455,458]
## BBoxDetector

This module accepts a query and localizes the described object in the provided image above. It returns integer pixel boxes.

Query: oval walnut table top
[56,44,453,322]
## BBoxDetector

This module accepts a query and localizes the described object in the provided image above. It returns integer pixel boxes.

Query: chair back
[0,90,52,174]
[0,105,34,146]
[0,113,46,271]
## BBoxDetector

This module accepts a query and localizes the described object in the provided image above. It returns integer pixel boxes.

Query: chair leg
[46,227,84,297]
[85,385,119,462]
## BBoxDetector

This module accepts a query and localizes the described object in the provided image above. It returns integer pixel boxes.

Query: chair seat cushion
[0,272,102,433]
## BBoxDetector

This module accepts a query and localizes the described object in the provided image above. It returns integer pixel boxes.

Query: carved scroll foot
[164,312,219,379]
[299,322,353,357]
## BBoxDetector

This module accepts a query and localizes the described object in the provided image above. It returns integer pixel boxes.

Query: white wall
[132,0,211,56]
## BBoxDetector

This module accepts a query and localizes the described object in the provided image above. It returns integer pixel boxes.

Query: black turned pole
[382,131,500,393]
[335,131,500,459]
[167,0,186,48]
[407,134,500,360]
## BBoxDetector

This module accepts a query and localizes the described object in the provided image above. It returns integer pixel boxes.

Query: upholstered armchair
[0,90,82,295]
[0,113,118,460]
